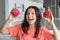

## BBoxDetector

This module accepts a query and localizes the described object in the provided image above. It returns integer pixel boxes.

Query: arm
[49,9,60,40]
[44,9,60,40]
[50,22,60,40]
[0,19,11,34]
[0,14,15,34]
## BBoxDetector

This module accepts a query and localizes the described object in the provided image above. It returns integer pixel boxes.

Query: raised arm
[50,20,60,40]
[0,14,15,34]
[44,9,60,40]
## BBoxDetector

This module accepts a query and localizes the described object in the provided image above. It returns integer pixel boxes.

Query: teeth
[29,19,34,20]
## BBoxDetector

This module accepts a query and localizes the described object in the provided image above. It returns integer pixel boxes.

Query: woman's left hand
[43,9,54,23]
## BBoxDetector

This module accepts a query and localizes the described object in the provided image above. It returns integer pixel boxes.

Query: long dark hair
[22,6,42,38]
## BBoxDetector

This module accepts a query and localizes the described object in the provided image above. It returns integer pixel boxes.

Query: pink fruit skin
[43,10,51,18]
[11,8,20,17]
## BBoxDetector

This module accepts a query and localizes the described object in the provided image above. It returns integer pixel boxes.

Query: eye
[32,13,35,15]
[27,13,30,15]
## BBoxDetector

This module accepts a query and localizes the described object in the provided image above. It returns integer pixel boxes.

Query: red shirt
[8,24,53,40]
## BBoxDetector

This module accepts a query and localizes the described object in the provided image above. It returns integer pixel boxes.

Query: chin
[29,23,34,25]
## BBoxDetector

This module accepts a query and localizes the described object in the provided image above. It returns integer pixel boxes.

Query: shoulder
[38,26,54,40]
[9,23,22,29]
[40,26,48,31]
[14,23,22,27]
[40,26,53,36]
[40,26,51,34]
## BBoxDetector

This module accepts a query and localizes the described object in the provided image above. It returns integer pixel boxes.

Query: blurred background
[0,0,60,40]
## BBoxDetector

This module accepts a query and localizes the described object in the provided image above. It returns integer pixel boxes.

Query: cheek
[34,15,36,21]
[26,15,29,20]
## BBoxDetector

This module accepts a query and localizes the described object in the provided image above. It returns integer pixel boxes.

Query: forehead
[27,8,35,12]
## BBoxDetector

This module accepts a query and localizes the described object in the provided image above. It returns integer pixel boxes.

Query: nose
[29,13,32,18]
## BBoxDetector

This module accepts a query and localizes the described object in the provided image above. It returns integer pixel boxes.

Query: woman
[0,6,60,40]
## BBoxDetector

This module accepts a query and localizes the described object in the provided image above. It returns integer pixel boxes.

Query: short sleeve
[42,27,54,40]
[8,24,21,37]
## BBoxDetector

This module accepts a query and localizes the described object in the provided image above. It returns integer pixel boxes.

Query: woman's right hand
[8,8,20,21]
[8,8,16,21]
[8,13,16,22]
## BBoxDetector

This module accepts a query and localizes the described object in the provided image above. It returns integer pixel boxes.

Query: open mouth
[29,19,34,21]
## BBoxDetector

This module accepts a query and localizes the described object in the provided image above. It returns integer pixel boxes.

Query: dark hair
[22,6,42,38]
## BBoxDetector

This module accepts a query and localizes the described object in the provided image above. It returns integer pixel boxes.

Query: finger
[10,8,15,14]
[43,17,49,20]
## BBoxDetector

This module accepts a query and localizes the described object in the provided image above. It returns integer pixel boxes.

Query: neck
[29,24,35,28]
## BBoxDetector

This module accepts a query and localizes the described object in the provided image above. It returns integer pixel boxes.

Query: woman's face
[26,8,36,25]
